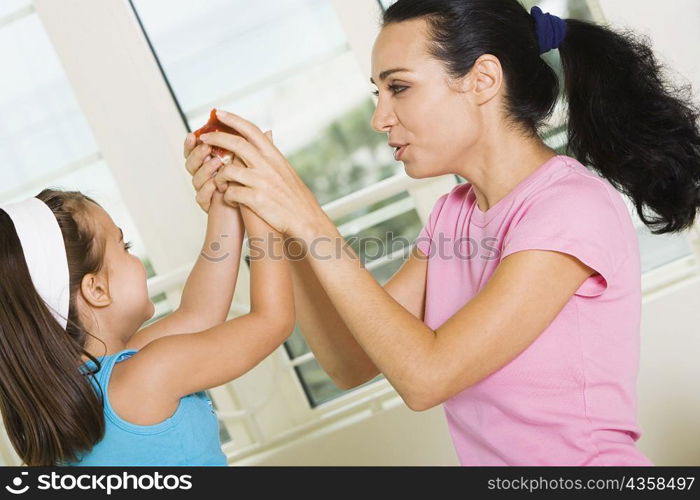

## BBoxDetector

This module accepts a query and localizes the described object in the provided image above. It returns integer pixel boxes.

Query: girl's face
[370,19,482,178]
[82,203,154,336]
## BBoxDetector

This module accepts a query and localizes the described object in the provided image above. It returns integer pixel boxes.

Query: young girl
[0,176,294,465]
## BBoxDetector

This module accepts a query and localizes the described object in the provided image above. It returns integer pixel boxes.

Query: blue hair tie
[530,6,568,54]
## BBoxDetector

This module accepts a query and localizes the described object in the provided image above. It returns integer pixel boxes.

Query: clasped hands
[183,110,321,239]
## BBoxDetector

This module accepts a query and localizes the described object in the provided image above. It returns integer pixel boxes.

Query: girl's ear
[80,272,112,308]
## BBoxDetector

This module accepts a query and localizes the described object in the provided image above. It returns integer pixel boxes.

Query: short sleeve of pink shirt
[414,154,653,466]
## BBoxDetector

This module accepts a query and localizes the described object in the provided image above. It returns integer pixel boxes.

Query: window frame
[0,0,694,466]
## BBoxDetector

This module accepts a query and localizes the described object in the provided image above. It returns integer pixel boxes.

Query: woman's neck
[457,135,558,212]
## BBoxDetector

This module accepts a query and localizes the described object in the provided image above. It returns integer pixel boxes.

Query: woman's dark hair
[0,189,107,465]
[383,0,700,234]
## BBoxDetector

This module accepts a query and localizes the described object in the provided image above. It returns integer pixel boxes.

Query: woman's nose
[371,98,397,132]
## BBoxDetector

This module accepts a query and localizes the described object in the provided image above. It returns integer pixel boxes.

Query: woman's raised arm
[200,111,596,412]
[287,239,428,389]
[183,122,428,391]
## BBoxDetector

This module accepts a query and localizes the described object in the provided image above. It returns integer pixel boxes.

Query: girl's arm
[126,189,244,350]
[119,202,295,404]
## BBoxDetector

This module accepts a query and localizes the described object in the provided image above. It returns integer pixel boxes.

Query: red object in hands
[193,108,240,164]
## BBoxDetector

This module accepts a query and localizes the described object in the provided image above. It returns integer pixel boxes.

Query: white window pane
[131,0,405,409]
[133,0,348,115]
[4,160,150,264]
[0,12,154,286]
[132,0,397,205]
[623,195,695,274]
[294,357,382,407]
[0,14,99,194]
[0,0,30,19]
[184,55,386,167]
[285,196,421,407]
[637,226,694,273]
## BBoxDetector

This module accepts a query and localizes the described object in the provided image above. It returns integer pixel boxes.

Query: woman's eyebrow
[370,67,411,84]
[118,227,124,242]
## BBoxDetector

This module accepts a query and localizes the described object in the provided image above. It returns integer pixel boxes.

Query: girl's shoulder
[106,349,182,428]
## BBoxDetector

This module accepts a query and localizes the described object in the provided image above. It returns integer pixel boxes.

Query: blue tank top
[66,348,227,466]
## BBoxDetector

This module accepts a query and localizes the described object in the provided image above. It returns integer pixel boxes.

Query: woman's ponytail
[558,19,700,234]
[383,0,700,235]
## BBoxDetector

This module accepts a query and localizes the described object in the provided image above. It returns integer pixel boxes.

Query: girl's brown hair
[0,188,107,465]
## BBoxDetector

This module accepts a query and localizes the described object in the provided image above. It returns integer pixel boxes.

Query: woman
[184,0,700,465]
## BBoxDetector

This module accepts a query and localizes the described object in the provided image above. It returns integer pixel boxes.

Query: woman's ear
[80,272,112,308]
[464,54,503,105]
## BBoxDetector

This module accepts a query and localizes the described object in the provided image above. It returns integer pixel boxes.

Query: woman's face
[370,18,482,178]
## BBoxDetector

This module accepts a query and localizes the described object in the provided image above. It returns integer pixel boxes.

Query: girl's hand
[183,133,240,212]
[201,110,324,238]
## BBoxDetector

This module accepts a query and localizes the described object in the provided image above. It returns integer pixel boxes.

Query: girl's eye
[124,241,133,252]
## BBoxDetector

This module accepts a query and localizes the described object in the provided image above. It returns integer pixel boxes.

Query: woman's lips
[394,144,408,161]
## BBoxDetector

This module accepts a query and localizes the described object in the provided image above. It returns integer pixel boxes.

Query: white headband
[1,197,70,330]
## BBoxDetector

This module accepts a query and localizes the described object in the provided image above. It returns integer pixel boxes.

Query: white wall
[597,0,700,466]
[237,404,458,466]
[599,0,700,92]
[637,277,700,465]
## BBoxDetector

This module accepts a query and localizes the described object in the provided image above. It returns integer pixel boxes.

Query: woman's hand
[200,110,326,239]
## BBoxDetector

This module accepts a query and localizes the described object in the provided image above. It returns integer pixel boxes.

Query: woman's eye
[371,85,407,97]
[124,241,133,252]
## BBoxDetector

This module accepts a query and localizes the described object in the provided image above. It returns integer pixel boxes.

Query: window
[0,3,175,464]
[130,0,426,412]
[286,190,423,405]
[128,0,698,451]
[0,7,157,290]
[0,0,446,462]
[2,0,692,466]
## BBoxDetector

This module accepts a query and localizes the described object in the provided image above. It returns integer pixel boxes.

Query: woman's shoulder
[525,156,628,219]
[555,156,625,203]
[445,180,472,200]
[429,181,472,216]
[508,156,638,271]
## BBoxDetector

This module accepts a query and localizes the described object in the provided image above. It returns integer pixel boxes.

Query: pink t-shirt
[415,154,653,466]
